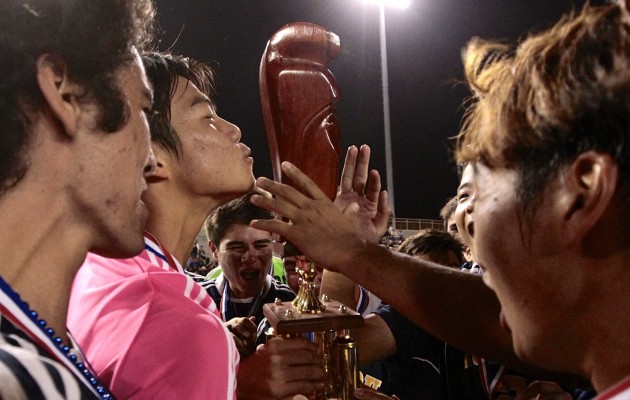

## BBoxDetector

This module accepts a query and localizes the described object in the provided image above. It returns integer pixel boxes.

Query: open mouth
[467,222,475,237]
[240,270,260,282]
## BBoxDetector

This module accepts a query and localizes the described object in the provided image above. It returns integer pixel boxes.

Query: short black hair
[141,52,217,158]
[205,191,275,246]
[397,229,464,265]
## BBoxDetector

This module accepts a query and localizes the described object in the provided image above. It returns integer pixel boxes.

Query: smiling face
[168,77,254,202]
[79,50,155,257]
[469,162,583,370]
[455,164,475,253]
[214,223,273,299]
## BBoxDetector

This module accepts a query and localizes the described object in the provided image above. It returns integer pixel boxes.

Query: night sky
[154,0,604,219]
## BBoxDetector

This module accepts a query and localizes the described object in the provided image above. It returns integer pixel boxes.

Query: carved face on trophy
[259,23,363,400]
[260,22,342,201]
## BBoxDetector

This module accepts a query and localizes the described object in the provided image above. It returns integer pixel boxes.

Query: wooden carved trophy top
[260,30,363,400]
[259,22,342,201]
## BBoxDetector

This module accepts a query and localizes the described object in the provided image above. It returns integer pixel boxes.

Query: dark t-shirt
[360,304,485,400]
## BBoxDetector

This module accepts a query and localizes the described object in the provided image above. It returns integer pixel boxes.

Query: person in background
[201,191,296,345]
[357,229,485,400]
[439,196,459,236]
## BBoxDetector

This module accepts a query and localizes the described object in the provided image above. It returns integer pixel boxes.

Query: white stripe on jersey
[225,321,238,399]
[56,359,82,400]
[192,285,207,305]
[0,356,28,399]
[184,277,195,299]
[1,332,39,354]
[3,345,65,400]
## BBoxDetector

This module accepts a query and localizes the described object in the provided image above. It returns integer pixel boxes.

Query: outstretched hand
[251,161,370,272]
[334,145,390,243]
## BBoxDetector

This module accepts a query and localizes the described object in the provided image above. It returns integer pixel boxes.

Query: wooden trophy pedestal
[263,298,363,335]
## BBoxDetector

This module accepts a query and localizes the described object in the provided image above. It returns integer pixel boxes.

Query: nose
[241,244,265,263]
[465,192,475,214]
[143,147,157,178]
[218,116,241,142]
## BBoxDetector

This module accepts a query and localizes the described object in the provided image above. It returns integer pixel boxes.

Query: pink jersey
[68,233,239,399]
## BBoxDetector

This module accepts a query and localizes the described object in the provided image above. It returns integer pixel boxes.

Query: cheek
[259,254,272,266]
[220,253,243,272]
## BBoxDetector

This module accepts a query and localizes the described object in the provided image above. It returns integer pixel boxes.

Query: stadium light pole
[361,0,410,223]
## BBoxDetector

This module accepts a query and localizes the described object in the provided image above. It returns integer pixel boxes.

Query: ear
[210,242,219,262]
[36,54,84,138]
[146,143,171,181]
[561,151,618,245]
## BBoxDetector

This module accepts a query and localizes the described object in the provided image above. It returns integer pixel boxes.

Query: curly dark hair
[141,52,217,158]
[0,0,156,193]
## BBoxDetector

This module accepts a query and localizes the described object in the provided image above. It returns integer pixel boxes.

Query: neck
[143,183,224,265]
[229,286,255,300]
[580,258,630,393]
[0,181,92,343]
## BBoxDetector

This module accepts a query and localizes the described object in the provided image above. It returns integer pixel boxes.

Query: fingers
[352,145,371,194]
[339,145,372,196]
[374,190,391,234]
[263,336,318,354]
[254,177,306,211]
[339,145,359,193]
[272,363,326,382]
[365,169,382,204]
[250,217,292,240]
[254,162,329,210]
[280,162,329,201]
[250,187,300,221]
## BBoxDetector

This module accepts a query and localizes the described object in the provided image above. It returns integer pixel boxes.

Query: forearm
[355,314,396,365]
[320,270,359,310]
[333,242,514,363]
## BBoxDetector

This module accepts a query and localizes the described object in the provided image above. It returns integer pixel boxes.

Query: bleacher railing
[389,217,443,232]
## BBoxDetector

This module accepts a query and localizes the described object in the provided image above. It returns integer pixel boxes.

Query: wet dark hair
[397,229,464,266]
[0,0,156,194]
[205,191,275,246]
[141,52,217,157]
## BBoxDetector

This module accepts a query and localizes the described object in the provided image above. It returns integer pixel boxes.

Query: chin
[91,225,145,259]
[91,239,144,259]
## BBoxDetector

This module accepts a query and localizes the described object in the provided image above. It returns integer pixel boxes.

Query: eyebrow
[457,181,471,192]
[224,239,272,247]
[190,95,214,109]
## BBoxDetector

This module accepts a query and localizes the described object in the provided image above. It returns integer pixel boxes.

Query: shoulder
[199,277,222,298]
[268,280,295,301]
